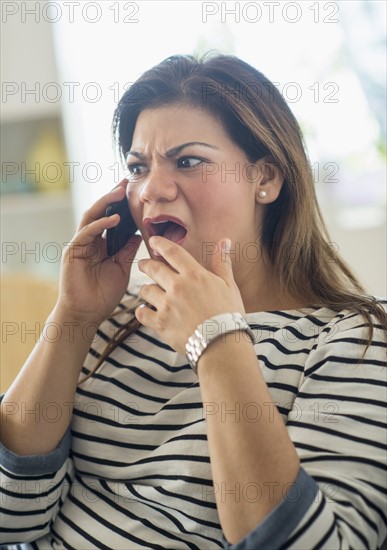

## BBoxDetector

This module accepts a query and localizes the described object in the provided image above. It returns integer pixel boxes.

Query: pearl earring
[258,190,267,198]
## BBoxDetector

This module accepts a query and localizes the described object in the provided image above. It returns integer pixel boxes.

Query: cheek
[127,183,143,227]
[195,175,252,221]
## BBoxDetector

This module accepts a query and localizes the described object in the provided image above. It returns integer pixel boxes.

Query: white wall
[3,1,384,295]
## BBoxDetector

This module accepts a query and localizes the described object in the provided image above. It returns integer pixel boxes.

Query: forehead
[130,104,229,151]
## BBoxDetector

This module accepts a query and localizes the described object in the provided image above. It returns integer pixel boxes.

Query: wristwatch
[185,312,256,374]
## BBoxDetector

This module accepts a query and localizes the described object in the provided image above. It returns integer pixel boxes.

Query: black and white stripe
[1,290,386,549]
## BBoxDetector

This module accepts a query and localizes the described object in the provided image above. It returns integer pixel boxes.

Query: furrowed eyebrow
[126,142,219,162]
[164,142,219,158]
[126,150,146,162]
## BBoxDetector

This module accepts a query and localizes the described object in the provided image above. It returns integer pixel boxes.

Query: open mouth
[151,220,188,244]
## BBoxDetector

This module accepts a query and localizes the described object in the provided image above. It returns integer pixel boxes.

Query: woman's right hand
[56,179,142,324]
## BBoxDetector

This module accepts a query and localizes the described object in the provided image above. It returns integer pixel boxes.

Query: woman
[1,54,386,549]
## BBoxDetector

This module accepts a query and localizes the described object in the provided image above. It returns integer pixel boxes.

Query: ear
[251,158,284,204]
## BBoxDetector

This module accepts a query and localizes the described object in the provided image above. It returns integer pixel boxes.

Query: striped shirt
[1,288,386,549]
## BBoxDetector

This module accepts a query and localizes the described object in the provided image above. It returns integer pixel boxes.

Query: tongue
[163,222,187,243]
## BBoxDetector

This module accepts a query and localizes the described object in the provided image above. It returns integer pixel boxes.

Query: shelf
[0,102,61,124]
[1,189,72,214]
[1,189,75,281]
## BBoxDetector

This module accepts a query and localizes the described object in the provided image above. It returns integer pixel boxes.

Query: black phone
[106,197,138,256]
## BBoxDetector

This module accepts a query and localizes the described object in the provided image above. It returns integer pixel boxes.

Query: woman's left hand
[135,235,246,355]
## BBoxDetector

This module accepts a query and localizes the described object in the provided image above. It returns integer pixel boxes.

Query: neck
[233,255,305,314]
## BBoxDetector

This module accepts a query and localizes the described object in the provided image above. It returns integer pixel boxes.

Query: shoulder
[304,297,387,375]
[322,296,387,343]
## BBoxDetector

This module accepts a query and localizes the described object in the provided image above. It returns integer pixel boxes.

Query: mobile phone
[106,197,138,256]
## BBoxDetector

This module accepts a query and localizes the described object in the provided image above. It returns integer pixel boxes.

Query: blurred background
[1,0,386,391]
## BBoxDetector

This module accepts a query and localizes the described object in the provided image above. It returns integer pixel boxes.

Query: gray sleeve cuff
[0,393,71,476]
[222,467,318,550]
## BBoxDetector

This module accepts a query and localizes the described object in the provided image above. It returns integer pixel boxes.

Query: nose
[139,164,178,204]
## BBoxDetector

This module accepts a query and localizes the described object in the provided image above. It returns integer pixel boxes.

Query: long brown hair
[79,53,386,384]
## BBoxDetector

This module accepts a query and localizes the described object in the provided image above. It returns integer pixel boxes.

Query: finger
[135,303,157,329]
[72,213,121,254]
[77,179,128,230]
[139,282,165,309]
[210,238,235,285]
[148,236,197,274]
[138,256,179,291]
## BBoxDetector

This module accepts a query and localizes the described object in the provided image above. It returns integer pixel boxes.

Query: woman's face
[126,103,263,268]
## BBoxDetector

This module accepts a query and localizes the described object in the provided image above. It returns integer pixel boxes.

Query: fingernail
[222,239,231,253]
[149,237,160,256]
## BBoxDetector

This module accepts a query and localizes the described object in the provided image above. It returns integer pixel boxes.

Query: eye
[126,163,147,177]
[176,156,203,169]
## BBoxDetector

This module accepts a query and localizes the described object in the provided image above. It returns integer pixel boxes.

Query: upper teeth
[153,220,170,224]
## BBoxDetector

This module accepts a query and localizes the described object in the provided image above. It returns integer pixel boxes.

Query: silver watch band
[185,312,256,374]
